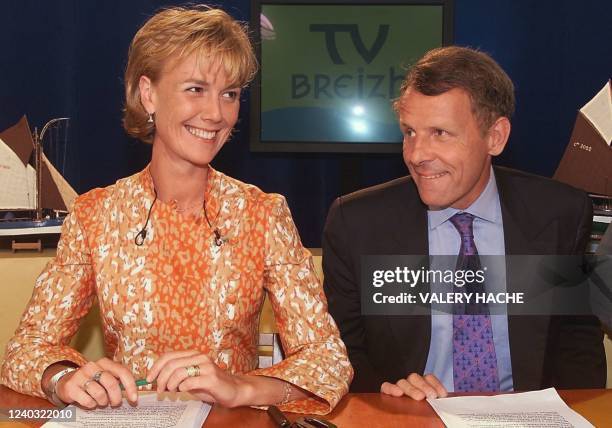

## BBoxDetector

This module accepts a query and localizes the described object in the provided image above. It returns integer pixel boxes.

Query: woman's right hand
[55,358,138,408]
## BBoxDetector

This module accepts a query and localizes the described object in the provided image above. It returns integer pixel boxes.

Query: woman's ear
[487,116,511,156]
[138,75,155,114]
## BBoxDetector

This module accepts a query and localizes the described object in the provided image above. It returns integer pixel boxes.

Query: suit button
[227,294,237,304]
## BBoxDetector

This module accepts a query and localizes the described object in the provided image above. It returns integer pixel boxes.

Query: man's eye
[404,129,416,138]
[434,129,448,137]
[186,87,203,93]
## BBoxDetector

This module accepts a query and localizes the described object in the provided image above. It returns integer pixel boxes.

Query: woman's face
[140,53,241,168]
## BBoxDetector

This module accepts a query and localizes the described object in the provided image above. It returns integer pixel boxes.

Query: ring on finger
[83,380,94,390]
[186,365,200,378]
[91,370,104,383]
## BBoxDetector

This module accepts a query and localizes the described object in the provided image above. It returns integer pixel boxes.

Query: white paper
[42,393,211,428]
[427,388,594,428]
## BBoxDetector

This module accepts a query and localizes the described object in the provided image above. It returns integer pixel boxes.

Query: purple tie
[450,212,500,392]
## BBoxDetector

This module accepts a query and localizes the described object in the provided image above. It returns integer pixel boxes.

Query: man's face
[398,87,499,210]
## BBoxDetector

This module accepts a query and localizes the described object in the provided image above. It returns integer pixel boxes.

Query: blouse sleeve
[0,207,96,398]
[249,195,353,415]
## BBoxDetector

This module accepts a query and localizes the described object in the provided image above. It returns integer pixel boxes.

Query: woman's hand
[55,358,138,408]
[147,350,251,407]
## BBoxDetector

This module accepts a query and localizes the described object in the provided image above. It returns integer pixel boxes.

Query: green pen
[135,379,151,387]
[120,378,152,390]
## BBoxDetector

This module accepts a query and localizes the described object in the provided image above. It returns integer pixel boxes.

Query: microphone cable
[134,189,157,246]
[134,175,223,247]
[203,197,223,246]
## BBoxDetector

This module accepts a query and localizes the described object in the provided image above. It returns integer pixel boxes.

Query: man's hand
[380,373,448,400]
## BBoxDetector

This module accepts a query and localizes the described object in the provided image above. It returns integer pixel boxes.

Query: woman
[0,5,352,415]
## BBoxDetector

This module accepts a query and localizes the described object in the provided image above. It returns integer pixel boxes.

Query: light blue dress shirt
[424,168,514,392]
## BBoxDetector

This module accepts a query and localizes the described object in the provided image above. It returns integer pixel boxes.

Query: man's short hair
[396,46,515,132]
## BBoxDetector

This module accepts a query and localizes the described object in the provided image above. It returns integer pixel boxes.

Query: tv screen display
[250,0,453,152]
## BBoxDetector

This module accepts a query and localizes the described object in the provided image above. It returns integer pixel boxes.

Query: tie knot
[450,212,475,238]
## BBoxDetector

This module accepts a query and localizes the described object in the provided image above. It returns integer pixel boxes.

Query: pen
[120,378,152,390]
[135,379,151,387]
[267,405,292,428]
[302,417,337,428]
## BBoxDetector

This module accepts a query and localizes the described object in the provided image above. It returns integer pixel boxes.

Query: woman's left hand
[146,350,250,407]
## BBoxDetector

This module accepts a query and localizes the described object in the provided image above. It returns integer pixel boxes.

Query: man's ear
[138,75,155,114]
[487,116,511,156]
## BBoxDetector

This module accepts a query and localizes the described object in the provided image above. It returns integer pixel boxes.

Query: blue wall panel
[1,0,610,246]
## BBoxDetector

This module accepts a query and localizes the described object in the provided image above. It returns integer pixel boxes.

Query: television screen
[250,0,453,153]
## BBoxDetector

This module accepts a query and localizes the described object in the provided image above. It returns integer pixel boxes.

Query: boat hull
[0,218,63,236]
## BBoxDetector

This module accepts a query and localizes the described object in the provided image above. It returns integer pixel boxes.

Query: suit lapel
[385,177,432,374]
[389,178,429,255]
[496,167,559,255]
[495,167,555,390]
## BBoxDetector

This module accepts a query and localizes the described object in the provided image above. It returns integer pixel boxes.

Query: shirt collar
[428,167,502,230]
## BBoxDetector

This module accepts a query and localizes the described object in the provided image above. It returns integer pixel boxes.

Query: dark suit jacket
[323,166,606,392]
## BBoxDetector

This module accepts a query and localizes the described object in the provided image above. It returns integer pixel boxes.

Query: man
[594,221,612,332]
[322,46,606,399]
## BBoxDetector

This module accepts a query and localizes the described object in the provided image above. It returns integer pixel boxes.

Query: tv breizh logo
[310,24,389,64]
[290,22,402,99]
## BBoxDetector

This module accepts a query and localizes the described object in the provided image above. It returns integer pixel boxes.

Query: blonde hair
[123,5,258,143]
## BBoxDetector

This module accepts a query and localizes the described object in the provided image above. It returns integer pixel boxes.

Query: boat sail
[0,115,77,250]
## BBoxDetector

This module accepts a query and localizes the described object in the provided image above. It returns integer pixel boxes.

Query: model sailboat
[0,115,77,250]
[554,81,612,253]
[554,80,612,196]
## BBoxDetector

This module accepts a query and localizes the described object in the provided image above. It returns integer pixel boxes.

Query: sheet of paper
[42,393,211,428]
[427,388,594,428]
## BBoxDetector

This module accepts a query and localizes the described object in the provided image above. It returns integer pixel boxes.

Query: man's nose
[403,135,432,166]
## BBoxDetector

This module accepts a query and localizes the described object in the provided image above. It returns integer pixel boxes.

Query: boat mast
[32,118,69,221]
[33,127,42,221]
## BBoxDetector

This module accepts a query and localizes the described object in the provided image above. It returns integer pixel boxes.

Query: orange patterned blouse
[1,166,353,414]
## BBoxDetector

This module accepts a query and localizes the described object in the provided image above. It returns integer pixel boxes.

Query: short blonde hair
[123,5,258,143]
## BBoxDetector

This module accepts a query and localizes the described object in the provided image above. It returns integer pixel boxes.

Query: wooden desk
[0,386,610,427]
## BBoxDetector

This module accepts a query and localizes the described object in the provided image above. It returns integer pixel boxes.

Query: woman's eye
[186,87,203,93]
[223,90,239,100]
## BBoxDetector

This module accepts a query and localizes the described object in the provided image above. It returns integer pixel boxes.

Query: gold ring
[92,370,104,383]
[186,365,200,378]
